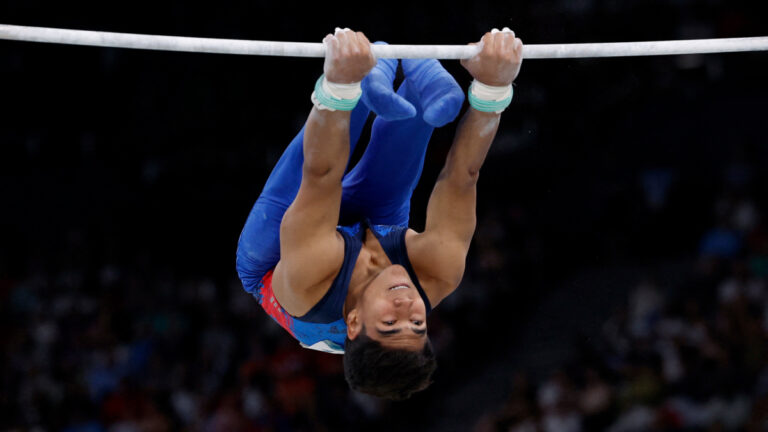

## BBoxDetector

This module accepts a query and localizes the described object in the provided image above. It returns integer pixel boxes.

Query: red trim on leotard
[257,269,295,336]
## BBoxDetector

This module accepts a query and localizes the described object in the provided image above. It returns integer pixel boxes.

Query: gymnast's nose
[393,297,413,307]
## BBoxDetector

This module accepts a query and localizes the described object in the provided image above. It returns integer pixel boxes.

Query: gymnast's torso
[249,220,433,354]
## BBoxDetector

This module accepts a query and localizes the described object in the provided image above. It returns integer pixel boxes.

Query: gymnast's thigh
[339,80,434,227]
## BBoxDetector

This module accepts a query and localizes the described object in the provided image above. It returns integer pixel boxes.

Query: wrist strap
[468,80,513,114]
[311,74,362,111]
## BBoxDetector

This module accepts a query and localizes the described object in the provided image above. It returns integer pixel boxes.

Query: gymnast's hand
[460,28,523,86]
[323,28,376,84]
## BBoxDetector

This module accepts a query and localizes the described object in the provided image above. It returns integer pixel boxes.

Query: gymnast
[236,27,523,399]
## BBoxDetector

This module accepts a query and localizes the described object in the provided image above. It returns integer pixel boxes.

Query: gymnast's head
[343,264,437,399]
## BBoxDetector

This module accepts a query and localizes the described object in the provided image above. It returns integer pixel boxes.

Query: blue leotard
[245,221,432,354]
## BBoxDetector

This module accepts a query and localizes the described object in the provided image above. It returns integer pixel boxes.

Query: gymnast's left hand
[460,28,523,86]
[323,28,376,84]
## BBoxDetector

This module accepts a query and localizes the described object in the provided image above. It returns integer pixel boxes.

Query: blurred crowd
[475,190,768,431]
[2,251,405,431]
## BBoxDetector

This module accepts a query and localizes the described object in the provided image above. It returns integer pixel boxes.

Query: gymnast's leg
[340,58,464,227]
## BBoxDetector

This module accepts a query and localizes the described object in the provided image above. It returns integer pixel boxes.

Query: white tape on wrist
[471,80,513,101]
[311,75,362,111]
[322,78,362,100]
[468,80,514,113]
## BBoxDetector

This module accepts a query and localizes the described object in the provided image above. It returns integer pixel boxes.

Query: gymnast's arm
[408,30,523,306]
[271,29,376,315]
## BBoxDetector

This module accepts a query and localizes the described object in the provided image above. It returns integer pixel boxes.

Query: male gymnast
[236,27,523,399]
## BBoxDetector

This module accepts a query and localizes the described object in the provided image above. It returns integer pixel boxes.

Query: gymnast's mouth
[388,285,411,291]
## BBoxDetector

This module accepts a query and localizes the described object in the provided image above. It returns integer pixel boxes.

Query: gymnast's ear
[346,309,362,340]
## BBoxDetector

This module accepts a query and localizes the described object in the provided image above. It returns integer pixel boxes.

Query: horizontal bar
[1,24,768,59]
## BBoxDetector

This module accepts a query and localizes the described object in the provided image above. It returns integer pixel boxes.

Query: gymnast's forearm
[446,26,521,184]
[300,28,375,185]
[302,107,351,184]
[423,108,500,244]
[440,108,500,185]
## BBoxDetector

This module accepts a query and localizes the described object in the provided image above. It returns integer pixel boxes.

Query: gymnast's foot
[401,58,465,127]
[361,42,417,121]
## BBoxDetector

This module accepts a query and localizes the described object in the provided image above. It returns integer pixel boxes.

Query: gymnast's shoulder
[405,228,468,307]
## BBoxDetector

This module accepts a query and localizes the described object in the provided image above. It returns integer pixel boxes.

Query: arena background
[2,1,768,431]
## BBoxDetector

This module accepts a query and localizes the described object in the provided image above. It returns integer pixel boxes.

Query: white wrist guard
[311,75,363,111]
[468,80,514,114]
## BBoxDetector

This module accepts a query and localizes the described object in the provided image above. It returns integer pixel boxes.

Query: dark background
[2,1,768,431]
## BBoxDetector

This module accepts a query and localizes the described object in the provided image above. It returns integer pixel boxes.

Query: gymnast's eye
[413,321,423,326]
[384,321,395,326]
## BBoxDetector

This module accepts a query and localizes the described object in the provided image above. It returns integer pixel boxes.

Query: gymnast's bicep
[406,229,469,307]
[271,174,345,315]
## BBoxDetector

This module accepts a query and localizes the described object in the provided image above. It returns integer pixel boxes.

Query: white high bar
[1,24,768,59]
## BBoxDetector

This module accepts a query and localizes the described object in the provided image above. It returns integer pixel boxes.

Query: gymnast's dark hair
[343,326,437,400]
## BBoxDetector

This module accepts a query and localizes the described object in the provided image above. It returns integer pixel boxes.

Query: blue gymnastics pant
[236,79,435,293]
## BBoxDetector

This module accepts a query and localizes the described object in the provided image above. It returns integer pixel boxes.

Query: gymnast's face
[353,264,428,350]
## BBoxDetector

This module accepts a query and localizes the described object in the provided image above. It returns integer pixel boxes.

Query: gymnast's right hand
[323,28,376,84]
